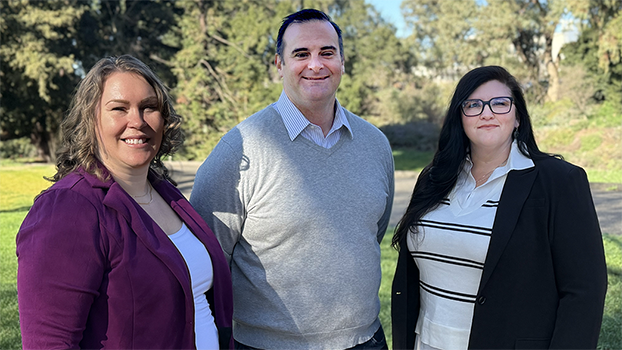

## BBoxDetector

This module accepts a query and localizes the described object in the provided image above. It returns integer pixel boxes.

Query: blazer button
[477,296,486,304]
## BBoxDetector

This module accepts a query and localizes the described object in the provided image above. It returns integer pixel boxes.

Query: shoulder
[21,173,102,237]
[344,110,386,137]
[40,171,103,205]
[343,109,393,155]
[533,156,587,181]
[217,105,283,149]
[234,105,281,134]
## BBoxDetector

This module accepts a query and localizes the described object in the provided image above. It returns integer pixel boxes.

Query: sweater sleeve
[16,190,106,349]
[190,138,245,265]
[548,165,608,348]
[376,145,395,244]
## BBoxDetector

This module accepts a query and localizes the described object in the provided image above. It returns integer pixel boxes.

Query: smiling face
[96,71,164,176]
[275,20,344,112]
[462,80,519,155]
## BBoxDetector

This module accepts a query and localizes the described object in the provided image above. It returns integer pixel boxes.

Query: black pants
[234,325,388,350]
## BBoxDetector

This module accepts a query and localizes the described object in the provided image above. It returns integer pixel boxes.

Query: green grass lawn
[1,162,620,349]
[0,162,55,349]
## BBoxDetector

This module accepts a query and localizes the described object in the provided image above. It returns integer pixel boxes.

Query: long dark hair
[392,66,550,249]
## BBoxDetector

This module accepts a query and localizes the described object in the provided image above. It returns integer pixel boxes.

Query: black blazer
[391,156,608,349]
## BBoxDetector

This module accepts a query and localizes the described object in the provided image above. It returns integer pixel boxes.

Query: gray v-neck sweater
[191,105,394,349]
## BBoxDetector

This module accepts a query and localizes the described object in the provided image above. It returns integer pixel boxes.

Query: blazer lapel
[102,182,192,299]
[479,166,538,291]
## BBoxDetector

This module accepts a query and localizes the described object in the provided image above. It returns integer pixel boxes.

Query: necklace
[475,169,497,187]
[474,159,508,187]
[131,183,153,205]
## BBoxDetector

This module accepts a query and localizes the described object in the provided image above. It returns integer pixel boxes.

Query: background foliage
[2,0,619,171]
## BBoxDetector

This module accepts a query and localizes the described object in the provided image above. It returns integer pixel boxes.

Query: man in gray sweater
[190,9,394,349]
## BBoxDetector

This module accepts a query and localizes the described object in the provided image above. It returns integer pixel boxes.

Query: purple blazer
[16,167,233,349]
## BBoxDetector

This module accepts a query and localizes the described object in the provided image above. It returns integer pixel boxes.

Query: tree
[0,0,85,162]
[401,0,568,102]
[563,0,622,103]
[170,0,409,159]
[73,0,182,87]
[0,0,182,162]
[169,0,289,159]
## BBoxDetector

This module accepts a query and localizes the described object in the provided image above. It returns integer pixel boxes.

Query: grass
[0,211,26,349]
[392,149,432,172]
[0,161,54,349]
[1,162,620,349]
[380,231,399,348]
[600,234,622,349]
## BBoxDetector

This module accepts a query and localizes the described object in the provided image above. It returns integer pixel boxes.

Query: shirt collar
[273,91,353,141]
[456,140,535,187]
[462,140,535,183]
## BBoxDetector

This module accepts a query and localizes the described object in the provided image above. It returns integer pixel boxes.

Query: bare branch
[210,33,251,58]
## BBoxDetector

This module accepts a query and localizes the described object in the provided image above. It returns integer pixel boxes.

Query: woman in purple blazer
[16,55,233,349]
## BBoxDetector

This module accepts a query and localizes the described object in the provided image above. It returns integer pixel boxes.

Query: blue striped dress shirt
[273,91,352,148]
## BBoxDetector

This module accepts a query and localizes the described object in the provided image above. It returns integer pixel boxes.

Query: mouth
[122,138,149,145]
[478,125,499,129]
[302,76,329,81]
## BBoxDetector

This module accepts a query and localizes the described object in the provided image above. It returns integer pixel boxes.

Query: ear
[341,64,345,74]
[275,54,283,78]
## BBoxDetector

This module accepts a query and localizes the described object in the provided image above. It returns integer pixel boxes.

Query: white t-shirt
[168,223,219,349]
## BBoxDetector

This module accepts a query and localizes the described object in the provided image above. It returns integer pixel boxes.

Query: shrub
[0,138,36,159]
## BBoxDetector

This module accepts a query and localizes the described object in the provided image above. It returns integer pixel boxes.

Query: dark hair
[276,8,344,62]
[392,65,552,249]
[51,55,183,183]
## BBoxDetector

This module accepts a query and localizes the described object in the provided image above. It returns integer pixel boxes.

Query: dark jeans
[234,325,388,350]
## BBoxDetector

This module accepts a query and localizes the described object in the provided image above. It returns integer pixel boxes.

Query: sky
[365,0,411,38]
[364,0,578,38]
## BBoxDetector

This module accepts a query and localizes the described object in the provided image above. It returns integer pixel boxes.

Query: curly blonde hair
[51,55,183,183]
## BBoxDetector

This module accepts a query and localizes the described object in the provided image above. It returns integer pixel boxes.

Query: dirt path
[166,161,622,236]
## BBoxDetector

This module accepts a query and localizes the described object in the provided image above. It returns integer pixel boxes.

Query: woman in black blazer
[391,66,607,350]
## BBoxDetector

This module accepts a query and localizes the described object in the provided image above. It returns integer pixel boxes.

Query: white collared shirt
[273,91,352,148]
[451,141,535,212]
[409,141,535,350]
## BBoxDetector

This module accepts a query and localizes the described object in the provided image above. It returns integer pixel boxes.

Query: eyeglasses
[461,96,514,117]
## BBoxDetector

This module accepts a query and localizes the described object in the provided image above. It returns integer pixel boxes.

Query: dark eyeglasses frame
[461,96,514,117]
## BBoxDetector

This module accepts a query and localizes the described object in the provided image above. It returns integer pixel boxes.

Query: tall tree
[170,0,410,158]
[73,0,182,87]
[1,0,183,162]
[401,0,567,102]
[564,0,622,103]
[170,0,290,159]
[0,0,85,161]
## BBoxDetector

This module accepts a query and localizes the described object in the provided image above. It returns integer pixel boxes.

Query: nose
[307,54,323,72]
[128,108,147,128]
[480,104,494,119]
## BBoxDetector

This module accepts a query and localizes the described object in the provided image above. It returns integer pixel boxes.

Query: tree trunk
[544,33,560,102]
[30,122,53,163]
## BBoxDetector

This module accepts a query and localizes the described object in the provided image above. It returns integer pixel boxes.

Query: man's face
[275,20,344,112]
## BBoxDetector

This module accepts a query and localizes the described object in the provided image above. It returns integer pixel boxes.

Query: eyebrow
[105,96,158,106]
[290,45,337,55]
